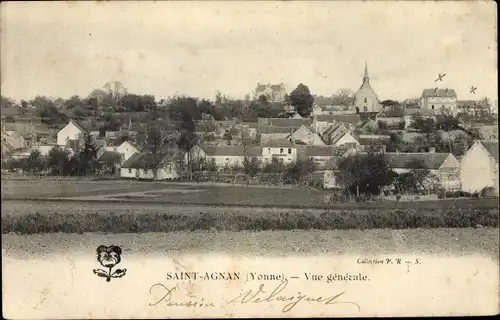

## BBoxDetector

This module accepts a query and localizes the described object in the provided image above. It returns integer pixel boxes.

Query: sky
[1,1,497,103]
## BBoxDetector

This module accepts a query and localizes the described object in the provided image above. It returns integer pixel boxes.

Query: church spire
[363,61,369,84]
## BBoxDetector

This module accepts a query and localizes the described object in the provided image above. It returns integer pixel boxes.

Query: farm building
[120,153,180,180]
[460,140,499,195]
[188,144,262,168]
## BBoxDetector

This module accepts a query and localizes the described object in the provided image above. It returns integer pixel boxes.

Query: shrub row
[2,208,497,234]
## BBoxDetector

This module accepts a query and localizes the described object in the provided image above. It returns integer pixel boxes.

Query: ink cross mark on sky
[434,73,446,82]
[470,86,477,94]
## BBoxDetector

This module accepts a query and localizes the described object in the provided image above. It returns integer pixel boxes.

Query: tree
[25,150,46,174]
[142,120,179,180]
[47,146,71,176]
[332,88,354,106]
[394,159,439,194]
[77,134,99,176]
[64,95,85,110]
[1,96,16,109]
[243,156,260,177]
[167,97,200,178]
[284,159,317,184]
[336,152,394,198]
[411,114,436,136]
[103,81,127,103]
[289,83,314,117]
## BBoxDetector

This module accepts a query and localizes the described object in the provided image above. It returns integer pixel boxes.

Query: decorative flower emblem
[93,245,127,282]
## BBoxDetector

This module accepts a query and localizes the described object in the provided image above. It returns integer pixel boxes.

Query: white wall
[262,146,297,164]
[461,142,498,193]
[120,164,179,180]
[57,122,83,146]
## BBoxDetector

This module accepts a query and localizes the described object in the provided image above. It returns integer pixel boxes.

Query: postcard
[1,1,498,318]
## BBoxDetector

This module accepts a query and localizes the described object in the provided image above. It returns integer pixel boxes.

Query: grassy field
[2,178,498,210]
[3,228,499,259]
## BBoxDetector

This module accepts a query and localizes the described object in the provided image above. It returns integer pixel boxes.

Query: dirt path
[3,228,499,259]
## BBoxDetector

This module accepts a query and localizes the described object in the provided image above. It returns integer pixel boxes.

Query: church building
[353,62,382,114]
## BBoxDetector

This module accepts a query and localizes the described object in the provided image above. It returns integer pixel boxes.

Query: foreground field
[2,178,498,209]
[2,228,499,259]
[2,200,497,234]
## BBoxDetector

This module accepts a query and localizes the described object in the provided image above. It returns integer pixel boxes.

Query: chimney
[429,147,435,153]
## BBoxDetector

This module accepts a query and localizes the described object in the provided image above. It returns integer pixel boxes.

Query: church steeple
[363,61,369,84]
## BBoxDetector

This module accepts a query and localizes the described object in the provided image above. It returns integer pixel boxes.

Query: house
[460,140,499,195]
[384,150,461,191]
[261,140,298,164]
[120,153,180,180]
[2,130,25,152]
[353,62,383,113]
[254,82,286,102]
[322,123,360,147]
[57,119,87,146]
[98,151,123,175]
[420,88,458,115]
[312,114,361,134]
[457,99,490,115]
[100,140,139,163]
[188,144,262,168]
[288,125,326,146]
[258,117,313,128]
[303,146,344,169]
[259,126,294,144]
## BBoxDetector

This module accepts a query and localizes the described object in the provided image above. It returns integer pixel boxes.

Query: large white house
[460,140,499,195]
[420,88,458,115]
[57,119,87,146]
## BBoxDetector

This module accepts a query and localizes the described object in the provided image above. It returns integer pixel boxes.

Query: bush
[2,207,497,234]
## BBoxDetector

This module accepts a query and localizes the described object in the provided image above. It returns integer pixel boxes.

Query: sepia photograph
[1,1,498,318]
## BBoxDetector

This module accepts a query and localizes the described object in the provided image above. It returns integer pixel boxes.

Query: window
[280,148,283,153]
[442,105,445,109]
[364,106,368,112]
[128,169,132,174]
[144,169,149,174]
[268,148,271,153]
[288,148,292,154]
[364,98,367,103]
[431,105,435,109]
[166,164,172,173]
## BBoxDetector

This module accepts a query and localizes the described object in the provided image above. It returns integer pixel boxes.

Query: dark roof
[305,146,344,157]
[258,126,295,134]
[421,88,457,98]
[383,152,451,170]
[70,120,88,134]
[261,139,296,148]
[315,114,361,125]
[98,151,122,163]
[121,152,169,169]
[258,117,313,127]
[481,141,499,162]
[199,145,262,157]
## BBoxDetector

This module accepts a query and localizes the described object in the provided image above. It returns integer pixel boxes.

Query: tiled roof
[421,88,457,98]
[315,114,360,124]
[481,140,499,162]
[70,120,88,134]
[98,151,122,163]
[258,126,296,134]
[121,152,169,169]
[199,145,262,157]
[383,152,451,170]
[258,117,313,127]
[262,139,296,148]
